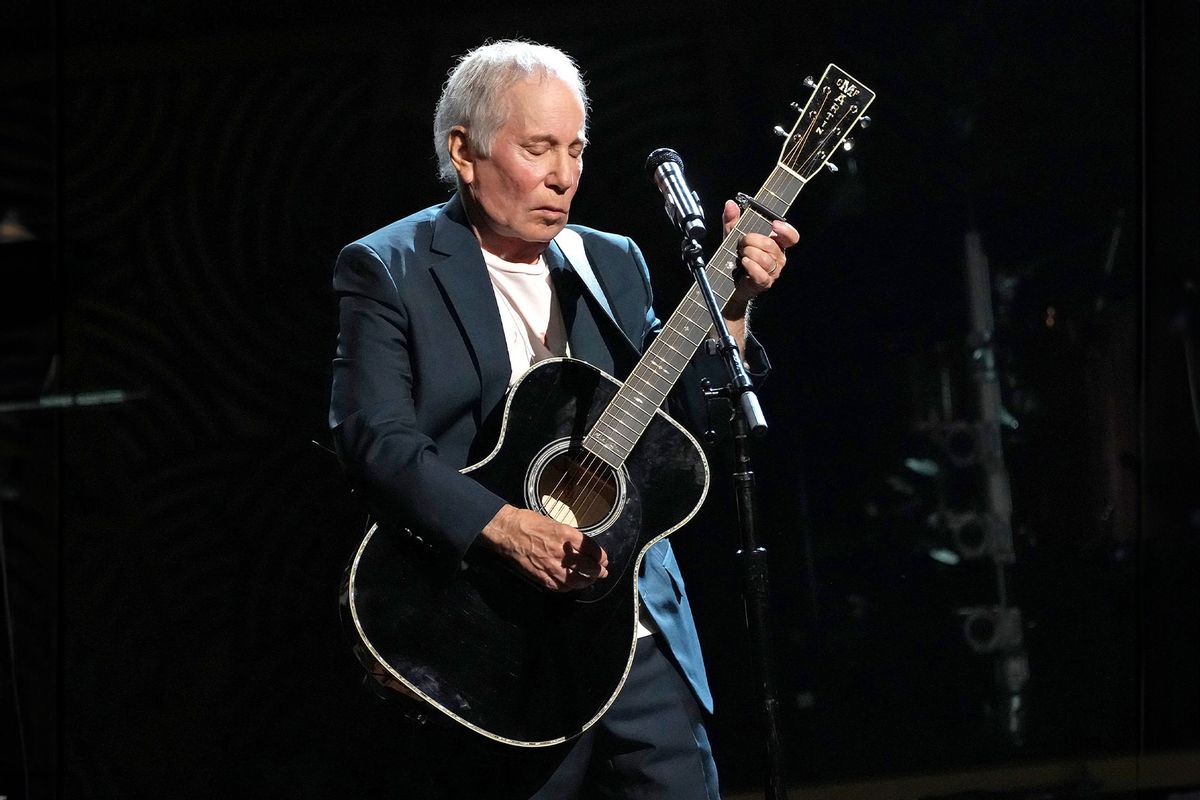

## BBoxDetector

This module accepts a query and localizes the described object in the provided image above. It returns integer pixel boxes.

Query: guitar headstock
[778,64,875,180]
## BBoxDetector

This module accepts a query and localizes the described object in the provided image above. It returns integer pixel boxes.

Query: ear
[447,126,475,185]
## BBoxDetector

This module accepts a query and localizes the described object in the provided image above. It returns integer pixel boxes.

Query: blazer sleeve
[329,242,505,562]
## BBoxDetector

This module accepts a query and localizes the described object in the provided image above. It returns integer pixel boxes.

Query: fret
[592,416,638,446]
[608,392,648,419]
[608,405,654,438]
[663,330,703,353]
[657,338,691,359]
[760,185,788,207]
[660,322,699,345]
[624,376,672,410]
[774,162,807,183]
[633,352,688,389]
[582,431,625,469]
[758,168,803,214]
[643,349,686,377]
[619,376,666,408]
[670,319,707,346]
[707,272,737,297]
[681,293,712,321]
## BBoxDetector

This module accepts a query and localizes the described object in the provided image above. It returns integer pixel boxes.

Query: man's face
[457,76,586,262]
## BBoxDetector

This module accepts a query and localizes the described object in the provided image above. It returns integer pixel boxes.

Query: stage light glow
[929,547,961,566]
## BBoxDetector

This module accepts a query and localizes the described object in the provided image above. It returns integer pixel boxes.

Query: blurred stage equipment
[918,230,1029,745]
[1,216,146,799]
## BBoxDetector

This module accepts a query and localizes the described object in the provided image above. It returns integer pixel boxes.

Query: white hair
[433,39,589,186]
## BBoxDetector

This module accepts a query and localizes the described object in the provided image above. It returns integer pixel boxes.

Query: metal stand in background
[960,231,1028,746]
[679,232,789,800]
[932,231,1028,747]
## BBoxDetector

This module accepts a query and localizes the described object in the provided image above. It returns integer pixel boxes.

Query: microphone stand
[679,234,788,800]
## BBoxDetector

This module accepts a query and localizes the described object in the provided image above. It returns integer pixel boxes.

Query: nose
[546,149,579,193]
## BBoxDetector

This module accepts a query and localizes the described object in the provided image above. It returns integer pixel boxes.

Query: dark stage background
[3,1,1199,797]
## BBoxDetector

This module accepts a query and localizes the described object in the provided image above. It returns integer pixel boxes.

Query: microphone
[645,148,707,240]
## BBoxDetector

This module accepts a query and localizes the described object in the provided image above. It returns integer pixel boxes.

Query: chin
[525,222,566,241]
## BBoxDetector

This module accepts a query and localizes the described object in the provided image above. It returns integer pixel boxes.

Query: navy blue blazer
[330,194,767,712]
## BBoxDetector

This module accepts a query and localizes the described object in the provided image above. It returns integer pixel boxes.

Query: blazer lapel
[546,237,640,370]
[428,195,510,421]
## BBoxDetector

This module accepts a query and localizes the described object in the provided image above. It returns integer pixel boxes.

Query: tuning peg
[858,115,872,129]
[773,125,789,138]
[842,138,855,152]
[824,161,839,173]
[790,101,802,113]
[803,76,817,89]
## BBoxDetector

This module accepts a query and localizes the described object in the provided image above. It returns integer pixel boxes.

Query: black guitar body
[341,358,708,746]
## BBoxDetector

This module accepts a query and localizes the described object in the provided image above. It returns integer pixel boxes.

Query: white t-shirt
[481,250,568,384]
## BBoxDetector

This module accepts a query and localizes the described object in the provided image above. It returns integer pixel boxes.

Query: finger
[742,232,785,259]
[739,260,776,290]
[575,534,609,569]
[561,563,601,591]
[722,199,741,237]
[770,219,800,248]
[546,560,588,592]
[543,571,568,592]
[739,247,781,280]
[563,545,605,573]
[741,236,785,275]
[564,531,608,576]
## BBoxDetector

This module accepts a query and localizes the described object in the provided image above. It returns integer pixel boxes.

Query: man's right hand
[479,504,609,592]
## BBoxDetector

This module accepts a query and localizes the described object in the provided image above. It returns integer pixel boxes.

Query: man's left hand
[721,199,800,320]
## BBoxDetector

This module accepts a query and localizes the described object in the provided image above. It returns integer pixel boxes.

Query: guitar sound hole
[532,449,620,532]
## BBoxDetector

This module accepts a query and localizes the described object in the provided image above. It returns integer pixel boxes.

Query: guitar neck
[582,63,875,468]
[582,166,804,468]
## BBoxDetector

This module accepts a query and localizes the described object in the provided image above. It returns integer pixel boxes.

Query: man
[330,40,796,798]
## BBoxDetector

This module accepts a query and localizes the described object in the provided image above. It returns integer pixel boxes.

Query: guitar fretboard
[582,167,804,468]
